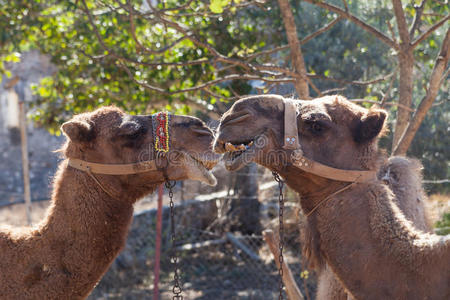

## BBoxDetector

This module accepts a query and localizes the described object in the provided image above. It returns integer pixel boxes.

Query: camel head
[61,106,219,200]
[214,95,387,174]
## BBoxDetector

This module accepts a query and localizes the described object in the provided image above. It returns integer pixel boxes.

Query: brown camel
[214,95,450,299]
[315,156,431,300]
[0,106,218,299]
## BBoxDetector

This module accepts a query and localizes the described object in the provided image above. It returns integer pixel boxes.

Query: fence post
[263,229,304,300]
[153,184,164,299]
[19,101,32,226]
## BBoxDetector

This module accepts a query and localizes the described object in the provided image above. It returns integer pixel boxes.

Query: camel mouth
[185,153,218,186]
[192,155,218,171]
[223,139,258,171]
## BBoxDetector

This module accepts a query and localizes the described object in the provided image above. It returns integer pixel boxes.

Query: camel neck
[0,160,161,299]
[280,166,349,214]
[44,162,135,231]
[304,181,449,299]
[34,162,137,298]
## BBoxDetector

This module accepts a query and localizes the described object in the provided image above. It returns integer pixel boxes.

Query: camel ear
[353,109,387,143]
[61,120,95,143]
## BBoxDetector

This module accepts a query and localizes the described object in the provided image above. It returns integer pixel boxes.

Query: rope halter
[67,112,172,199]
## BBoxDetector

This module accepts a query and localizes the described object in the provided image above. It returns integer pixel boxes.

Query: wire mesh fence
[1,163,448,299]
[88,196,315,300]
[169,229,304,300]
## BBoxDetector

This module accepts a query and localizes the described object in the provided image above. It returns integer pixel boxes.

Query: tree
[1,1,448,189]
[302,0,448,156]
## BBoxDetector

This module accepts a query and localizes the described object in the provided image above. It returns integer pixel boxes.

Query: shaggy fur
[0,106,218,299]
[214,95,450,299]
[314,156,432,300]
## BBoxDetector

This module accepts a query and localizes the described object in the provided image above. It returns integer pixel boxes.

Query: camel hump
[378,156,430,231]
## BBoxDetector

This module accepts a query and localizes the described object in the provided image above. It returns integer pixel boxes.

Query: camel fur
[314,156,432,300]
[0,106,218,299]
[214,94,450,300]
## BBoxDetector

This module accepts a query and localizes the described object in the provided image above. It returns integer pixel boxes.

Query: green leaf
[209,0,230,14]
[429,39,437,48]
[300,270,309,279]
[5,52,21,63]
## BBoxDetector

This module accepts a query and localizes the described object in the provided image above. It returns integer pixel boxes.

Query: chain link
[272,172,285,300]
[165,180,183,300]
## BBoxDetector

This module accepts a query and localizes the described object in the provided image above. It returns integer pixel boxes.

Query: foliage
[0,0,448,191]
[410,98,450,194]
[435,213,450,235]
[1,1,447,123]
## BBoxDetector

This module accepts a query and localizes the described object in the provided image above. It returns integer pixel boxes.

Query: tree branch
[119,61,294,95]
[386,20,398,44]
[302,0,398,50]
[305,76,323,97]
[322,86,347,95]
[278,0,310,97]
[410,14,450,49]
[148,8,300,78]
[244,16,341,62]
[82,0,301,105]
[350,99,415,112]
[300,16,342,45]
[81,0,213,68]
[380,70,397,107]
[394,28,450,155]
[341,0,349,12]
[127,0,189,55]
[309,71,395,86]
[245,45,290,61]
[409,0,426,39]
[392,0,411,46]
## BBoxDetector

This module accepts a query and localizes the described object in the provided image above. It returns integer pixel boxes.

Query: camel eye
[312,123,322,133]
[306,121,326,135]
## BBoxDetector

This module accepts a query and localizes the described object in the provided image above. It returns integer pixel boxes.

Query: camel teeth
[225,142,239,152]
[225,142,234,152]
[236,144,246,151]
[225,142,251,152]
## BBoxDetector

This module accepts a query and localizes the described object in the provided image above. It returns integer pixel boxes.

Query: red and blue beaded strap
[152,112,170,152]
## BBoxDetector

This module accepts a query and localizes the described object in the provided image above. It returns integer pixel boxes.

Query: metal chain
[165,180,183,300]
[272,172,285,300]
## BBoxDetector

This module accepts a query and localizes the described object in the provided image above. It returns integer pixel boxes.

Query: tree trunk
[391,0,413,152]
[392,50,414,151]
[227,163,262,235]
[394,28,450,155]
[278,0,310,98]
[212,164,261,235]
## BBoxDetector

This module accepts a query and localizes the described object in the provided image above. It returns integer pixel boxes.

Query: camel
[315,156,431,299]
[0,106,219,299]
[214,94,450,299]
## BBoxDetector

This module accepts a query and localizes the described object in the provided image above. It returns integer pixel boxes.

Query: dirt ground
[427,193,450,224]
[0,200,50,226]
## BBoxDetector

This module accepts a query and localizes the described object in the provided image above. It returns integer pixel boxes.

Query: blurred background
[1,0,448,299]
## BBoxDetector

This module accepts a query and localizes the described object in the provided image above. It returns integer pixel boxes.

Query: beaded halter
[153,112,170,153]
